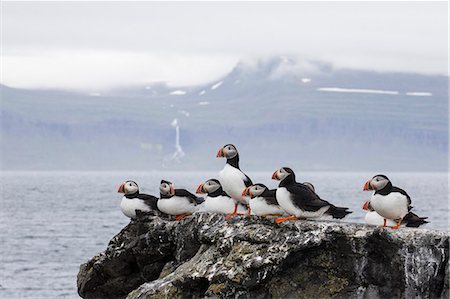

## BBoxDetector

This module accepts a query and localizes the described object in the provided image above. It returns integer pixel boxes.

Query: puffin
[216,144,253,219]
[272,167,352,223]
[117,180,158,218]
[363,174,428,228]
[362,200,397,226]
[196,179,247,215]
[158,180,204,220]
[242,183,285,217]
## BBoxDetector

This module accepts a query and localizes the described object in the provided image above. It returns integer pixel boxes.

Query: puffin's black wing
[402,212,428,227]
[391,186,412,210]
[262,189,279,206]
[288,183,330,211]
[136,194,159,210]
[175,189,205,205]
[242,172,253,187]
[288,183,352,219]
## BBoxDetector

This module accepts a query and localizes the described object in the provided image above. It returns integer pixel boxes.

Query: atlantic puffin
[363,175,428,228]
[272,167,352,223]
[196,179,247,215]
[117,180,158,218]
[362,200,397,226]
[242,183,285,217]
[216,144,253,219]
[158,180,204,220]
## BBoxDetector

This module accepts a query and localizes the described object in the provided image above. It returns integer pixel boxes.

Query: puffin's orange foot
[225,212,236,220]
[380,218,387,227]
[247,207,251,217]
[175,213,191,221]
[275,216,298,224]
[390,218,402,229]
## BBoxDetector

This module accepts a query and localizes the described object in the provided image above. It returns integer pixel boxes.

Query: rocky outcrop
[77,212,449,299]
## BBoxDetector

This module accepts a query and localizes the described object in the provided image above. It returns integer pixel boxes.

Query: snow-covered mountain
[1,57,447,171]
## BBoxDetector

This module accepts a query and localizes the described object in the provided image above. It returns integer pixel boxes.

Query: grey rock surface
[77,213,449,299]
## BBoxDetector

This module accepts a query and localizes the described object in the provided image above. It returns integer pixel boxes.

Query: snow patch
[163,119,185,167]
[317,87,398,95]
[301,78,311,83]
[199,90,206,96]
[406,92,432,97]
[170,90,187,95]
[88,92,101,97]
[144,86,152,90]
[198,101,210,106]
[211,81,223,90]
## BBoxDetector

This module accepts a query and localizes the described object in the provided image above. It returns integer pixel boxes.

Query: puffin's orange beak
[362,200,370,211]
[196,183,204,194]
[216,148,224,158]
[118,183,125,193]
[363,180,372,191]
[242,187,250,196]
[272,171,279,180]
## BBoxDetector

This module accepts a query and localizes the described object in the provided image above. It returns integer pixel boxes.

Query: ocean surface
[0,171,448,298]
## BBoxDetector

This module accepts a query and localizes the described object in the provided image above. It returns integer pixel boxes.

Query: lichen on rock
[77,212,449,299]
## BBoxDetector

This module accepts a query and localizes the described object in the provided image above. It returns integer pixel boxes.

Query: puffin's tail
[327,205,352,219]
[402,212,428,227]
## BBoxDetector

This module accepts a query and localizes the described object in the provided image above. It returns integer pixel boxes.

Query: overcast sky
[1,1,448,90]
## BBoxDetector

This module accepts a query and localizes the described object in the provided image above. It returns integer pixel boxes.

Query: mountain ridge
[1,56,447,171]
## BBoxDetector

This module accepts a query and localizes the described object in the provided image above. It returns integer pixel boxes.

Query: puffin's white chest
[276,187,329,218]
[204,195,236,214]
[218,164,248,204]
[364,211,397,226]
[250,197,284,216]
[370,193,408,220]
[157,196,197,216]
[120,197,151,219]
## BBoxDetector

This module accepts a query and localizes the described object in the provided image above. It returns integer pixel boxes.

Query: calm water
[0,171,448,298]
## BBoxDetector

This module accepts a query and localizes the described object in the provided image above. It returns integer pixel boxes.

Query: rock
[77,213,449,299]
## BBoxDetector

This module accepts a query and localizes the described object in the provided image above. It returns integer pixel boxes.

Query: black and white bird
[363,175,428,228]
[272,167,352,223]
[362,200,397,226]
[117,180,158,219]
[242,183,285,217]
[196,179,247,215]
[216,144,253,218]
[158,180,204,220]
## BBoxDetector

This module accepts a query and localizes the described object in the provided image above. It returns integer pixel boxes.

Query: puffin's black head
[242,183,267,198]
[216,144,238,159]
[118,180,139,195]
[363,174,391,191]
[272,167,295,181]
[302,182,315,192]
[160,180,175,196]
[196,179,222,194]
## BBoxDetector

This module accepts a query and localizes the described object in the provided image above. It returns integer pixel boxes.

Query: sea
[0,171,448,298]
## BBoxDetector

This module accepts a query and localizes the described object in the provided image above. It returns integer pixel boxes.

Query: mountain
[1,57,448,171]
